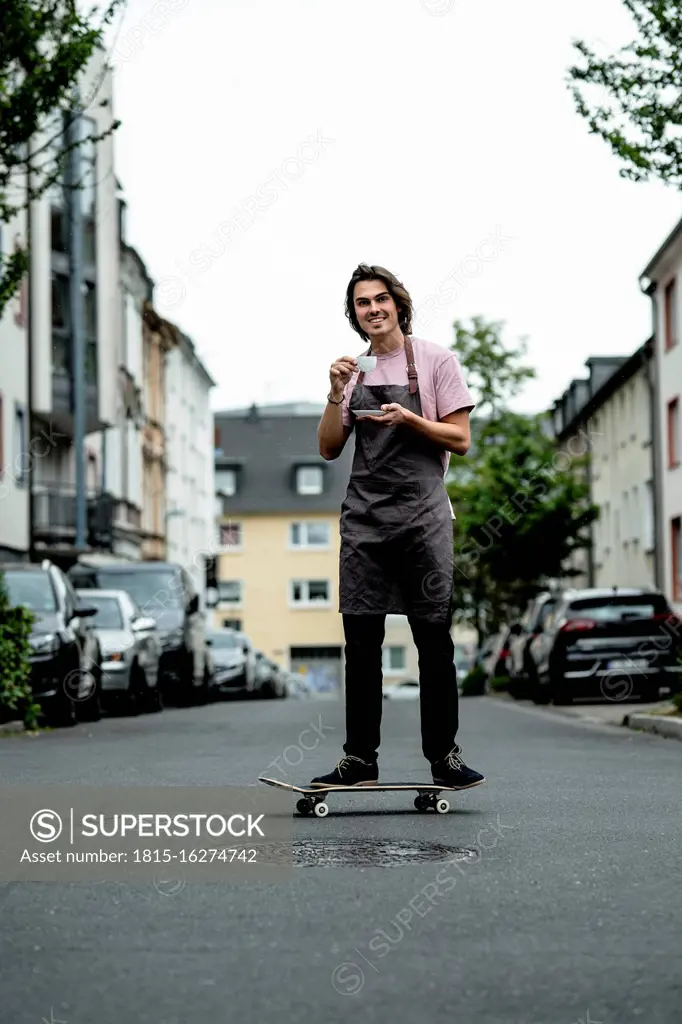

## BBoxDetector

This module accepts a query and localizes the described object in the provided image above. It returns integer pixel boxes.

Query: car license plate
[607,658,649,670]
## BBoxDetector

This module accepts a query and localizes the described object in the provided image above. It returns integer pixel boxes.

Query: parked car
[1,560,102,727]
[70,561,208,705]
[253,651,287,699]
[473,634,498,673]
[205,629,257,697]
[528,586,682,705]
[383,679,420,700]
[282,671,313,698]
[453,644,475,679]
[507,591,560,698]
[76,589,162,715]
[476,626,515,682]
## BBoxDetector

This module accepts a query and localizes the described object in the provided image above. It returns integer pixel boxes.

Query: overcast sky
[107,0,682,415]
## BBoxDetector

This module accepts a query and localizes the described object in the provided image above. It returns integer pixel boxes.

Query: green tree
[568,1,682,188]
[451,316,535,419]
[0,572,40,731]
[0,0,125,317]
[448,319,598,636]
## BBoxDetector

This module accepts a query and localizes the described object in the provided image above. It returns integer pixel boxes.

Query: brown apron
[339,336,454,623]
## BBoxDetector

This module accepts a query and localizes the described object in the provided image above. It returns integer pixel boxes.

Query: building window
[664,278,678,351]
[13,404,27,487]
[84,282,98,386]
[290,521,331,548]
[296,466,323,495]
[672,518,681,601]
[290,579,331,607]
[80,117,98,267]
[216,468,237,496]
[382,646,406,674]
[219,522,242,549]
[643,481,654,552]
[217,580,242,605]
[631,485,639,542]
[603,502,610,549]
[667,397,680,468]
[222,618,242,631]
[51,273,71,375]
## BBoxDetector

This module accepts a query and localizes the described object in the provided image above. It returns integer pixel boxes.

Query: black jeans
[341,614,459,764]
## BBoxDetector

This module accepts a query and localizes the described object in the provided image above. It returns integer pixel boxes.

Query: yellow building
[213,402,475,693]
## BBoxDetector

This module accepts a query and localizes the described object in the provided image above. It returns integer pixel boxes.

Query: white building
[586,342,657,588]
[164,332,215,602]
[641,222,682,606]
[0,205,30,561]
[20,54,119,567]
[91,240,150,564]
[550,357,628,588]
[0,201,31,561]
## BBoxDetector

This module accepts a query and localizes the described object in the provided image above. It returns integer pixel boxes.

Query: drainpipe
[585,413,595,588]
[645,340,662,590]
[639,277,663,591]
[26,146,34,561]
[65,97,86,551]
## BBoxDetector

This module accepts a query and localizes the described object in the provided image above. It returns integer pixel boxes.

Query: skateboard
[258,776,480,817]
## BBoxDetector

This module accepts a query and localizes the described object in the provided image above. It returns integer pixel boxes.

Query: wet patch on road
[260,839,479,867]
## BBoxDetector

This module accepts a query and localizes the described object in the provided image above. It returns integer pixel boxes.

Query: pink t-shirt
[342,336,475,476]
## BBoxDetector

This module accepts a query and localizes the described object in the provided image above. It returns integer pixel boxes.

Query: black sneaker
[310,755,378,788]
[431,745,485,790]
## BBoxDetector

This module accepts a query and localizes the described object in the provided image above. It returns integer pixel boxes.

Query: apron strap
[355,339,419,392]
[405,335,418,395]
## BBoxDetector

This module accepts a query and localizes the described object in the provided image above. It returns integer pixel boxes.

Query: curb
[0,720,28,735]
[623,712,682,741]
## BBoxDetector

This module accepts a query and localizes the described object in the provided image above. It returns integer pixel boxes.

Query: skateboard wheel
[414,796,426,812]
[296,799,311,816]
[313,802,329,818]
[435,798,450,815]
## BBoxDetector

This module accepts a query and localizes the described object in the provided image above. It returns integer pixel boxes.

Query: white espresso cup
[356,355,377,372]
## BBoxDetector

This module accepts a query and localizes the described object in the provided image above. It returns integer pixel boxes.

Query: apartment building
[27,55,119,567]
[212,403,473,693]
[641,221,682,605]
[562,343,657,588]
[165,331,215,602]
[139,304,177,560]
[0,207,30,560]
[550,357,628,587]
[89,239,151,564]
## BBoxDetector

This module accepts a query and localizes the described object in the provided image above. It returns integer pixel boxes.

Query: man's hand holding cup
[329,356,357,402]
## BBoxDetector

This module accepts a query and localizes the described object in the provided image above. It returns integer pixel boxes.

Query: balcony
[32,483,114,557]
[51,332,100,436]
[110,498,144,561]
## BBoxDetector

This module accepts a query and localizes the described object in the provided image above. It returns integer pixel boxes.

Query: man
[312,263,485,791]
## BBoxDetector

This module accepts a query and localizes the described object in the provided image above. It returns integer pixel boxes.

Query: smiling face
[352,279,400,340]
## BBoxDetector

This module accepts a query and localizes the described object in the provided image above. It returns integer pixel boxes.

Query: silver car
[206,629,257,696]
[77,589,162,715]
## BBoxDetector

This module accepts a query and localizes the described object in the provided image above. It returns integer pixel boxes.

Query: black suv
[0,560,102,726]
[528,586,682,705]
[69,561,208,705]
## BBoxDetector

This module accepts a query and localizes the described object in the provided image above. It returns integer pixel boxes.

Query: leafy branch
[568,0,682,187]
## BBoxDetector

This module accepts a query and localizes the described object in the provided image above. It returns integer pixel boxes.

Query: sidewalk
[538,697,682,742]
[621,705,682,741]
[0,719,30,736]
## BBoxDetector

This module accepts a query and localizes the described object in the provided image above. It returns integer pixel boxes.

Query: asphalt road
[1,693,681,1024]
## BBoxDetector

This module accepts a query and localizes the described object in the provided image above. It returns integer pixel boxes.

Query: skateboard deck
[258,776,483,817]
